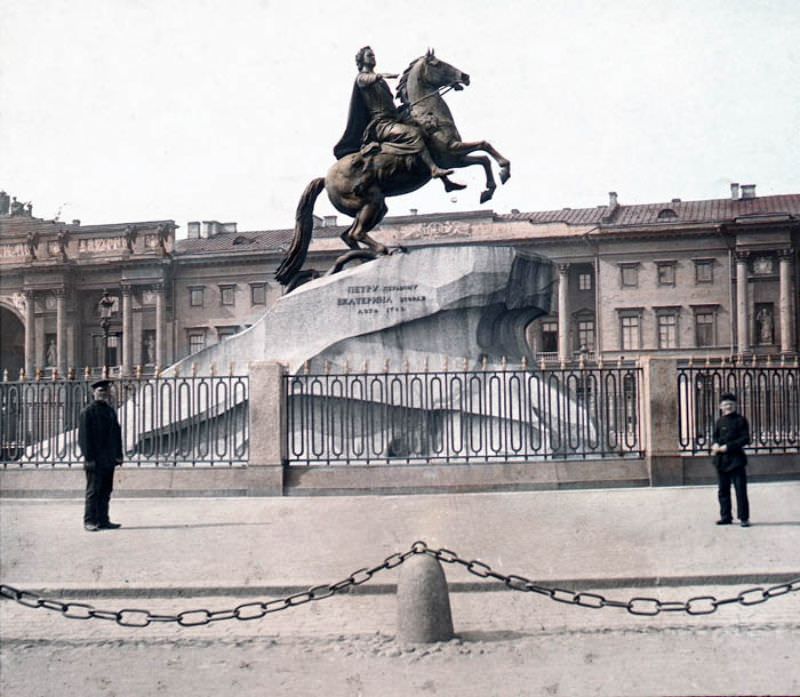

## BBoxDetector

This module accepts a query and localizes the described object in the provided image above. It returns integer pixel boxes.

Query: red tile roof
[0,217,174,237]
[175,193,800,254]
[7,192,795,256]
[502,193,800,227]
[174,228,295,256]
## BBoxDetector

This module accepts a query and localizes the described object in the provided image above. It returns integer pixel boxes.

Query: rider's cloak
[333,81,370,160]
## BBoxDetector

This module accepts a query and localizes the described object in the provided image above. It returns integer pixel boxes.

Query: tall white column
[55,288,66,374]
[557,263,570,362]
[154,283,165,369]
[735,252,750,355]
[24,290,34,377]
[779,250,796,354]
[121,286,133,375]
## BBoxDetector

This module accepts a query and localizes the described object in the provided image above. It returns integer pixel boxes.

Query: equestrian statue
[275,46,510,287]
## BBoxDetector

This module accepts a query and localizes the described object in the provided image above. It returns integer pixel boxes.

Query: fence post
[246,361,286,495]
[640,357,683,486]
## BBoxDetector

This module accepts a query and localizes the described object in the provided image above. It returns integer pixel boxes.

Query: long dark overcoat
[712,412,750,472]
[78,400,122,467]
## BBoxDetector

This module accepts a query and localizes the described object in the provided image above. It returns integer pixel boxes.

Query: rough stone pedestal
[396,554,454,644]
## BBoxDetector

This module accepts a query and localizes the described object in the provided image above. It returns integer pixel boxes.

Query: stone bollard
[396,553,454,644]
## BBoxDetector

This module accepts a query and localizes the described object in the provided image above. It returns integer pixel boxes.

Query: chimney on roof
[201,221,226,238]
[601,192,620,224]
[187,222,200,239]
[323,215,337,227]
[730,183,740,200]
[409,208,418,216]
[741,184,756,199]
[71,219,80,226]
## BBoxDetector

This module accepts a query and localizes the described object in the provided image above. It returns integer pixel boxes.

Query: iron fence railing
[284,366,644,465]
[0,376,249,468]
[677,362,800,454]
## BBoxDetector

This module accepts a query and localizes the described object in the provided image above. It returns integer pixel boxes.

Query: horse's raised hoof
[480,190,494,204]
[499,166,511,185]
[443,177,467,192]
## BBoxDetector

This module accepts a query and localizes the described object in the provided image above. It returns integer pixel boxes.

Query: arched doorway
[0,305,25,378]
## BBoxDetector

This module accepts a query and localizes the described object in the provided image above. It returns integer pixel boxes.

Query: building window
[93,334,119,368]
[188,331,206,355]
[619,314,641,350]
[216,326,239,343]
[754,303,774,345]
[541,321,558,353]
[620,264,639,288]
[220,285,236,306]
[695,312,715,347]
[657,313,679,349]
[578,273,592,291]
[577,319,595,351]
[250,283,267,306]
[657,262,676,287]
[189,287,205,307]
[694,260,713,284]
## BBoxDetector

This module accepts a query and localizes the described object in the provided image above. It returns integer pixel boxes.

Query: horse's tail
[274,177,326,286]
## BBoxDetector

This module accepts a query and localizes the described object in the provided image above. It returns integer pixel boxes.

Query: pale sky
[1,0,798,236]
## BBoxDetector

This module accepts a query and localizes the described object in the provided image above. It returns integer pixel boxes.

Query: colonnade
[735,250,796,355]
[21,283,167,376]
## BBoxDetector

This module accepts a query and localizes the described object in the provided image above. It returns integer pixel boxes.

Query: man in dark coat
[78,379,123,531]
[711,392,751,527]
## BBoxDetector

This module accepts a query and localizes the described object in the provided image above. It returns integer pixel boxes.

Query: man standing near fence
[78,379,123,532]
[711,392,751,527]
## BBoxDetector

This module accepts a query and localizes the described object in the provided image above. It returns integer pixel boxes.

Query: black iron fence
[285,365,644,465]
[0,376,249,468]
[677,361,800,454]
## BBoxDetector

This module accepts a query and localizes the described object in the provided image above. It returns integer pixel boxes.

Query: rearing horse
[275,50,510,287]
[397,50,510,203]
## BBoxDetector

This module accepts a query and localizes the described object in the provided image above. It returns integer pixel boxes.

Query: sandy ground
[2,588,799,696]
[3,626,798,697]
[3,485,799,695]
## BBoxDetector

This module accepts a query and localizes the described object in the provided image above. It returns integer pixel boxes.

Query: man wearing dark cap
[78,379,123,531]
[711,392,751,527]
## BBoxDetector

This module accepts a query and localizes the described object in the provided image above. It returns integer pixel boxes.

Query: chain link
[1,541,798,626]
[429,546,800,617]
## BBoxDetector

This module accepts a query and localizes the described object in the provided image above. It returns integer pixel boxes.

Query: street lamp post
[98,290,115,376]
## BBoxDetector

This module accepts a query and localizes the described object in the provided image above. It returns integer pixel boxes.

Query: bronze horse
[275,50,510,286]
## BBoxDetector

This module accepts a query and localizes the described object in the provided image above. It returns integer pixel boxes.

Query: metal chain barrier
[425,544,800,617]
[1,541,798,627]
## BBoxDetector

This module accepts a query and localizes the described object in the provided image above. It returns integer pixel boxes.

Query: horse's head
[420,48,470,91]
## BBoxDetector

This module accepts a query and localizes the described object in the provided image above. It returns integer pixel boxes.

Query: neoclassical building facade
[0,185,797,377]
